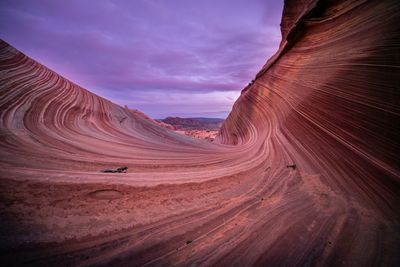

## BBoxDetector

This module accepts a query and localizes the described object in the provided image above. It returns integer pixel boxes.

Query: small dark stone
[101,167,128,173]
[286,164,296,170]
[186,240,192,245]
[116,166,128,173]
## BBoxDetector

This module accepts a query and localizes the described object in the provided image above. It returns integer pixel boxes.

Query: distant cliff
[160,117,224,131]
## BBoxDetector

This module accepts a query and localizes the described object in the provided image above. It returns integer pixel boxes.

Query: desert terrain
[159,117,224,141]
[0,0,399,266]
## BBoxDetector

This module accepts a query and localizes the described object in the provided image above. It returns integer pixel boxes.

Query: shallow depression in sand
[88,189,123,200]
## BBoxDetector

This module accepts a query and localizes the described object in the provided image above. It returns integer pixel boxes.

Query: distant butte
[159,117,224,141]
[0,0,400,266]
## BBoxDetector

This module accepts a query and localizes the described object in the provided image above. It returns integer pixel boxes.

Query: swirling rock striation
[1,0,400,266]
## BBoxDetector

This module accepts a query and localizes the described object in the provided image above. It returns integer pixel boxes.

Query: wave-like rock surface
[1,0,399,266]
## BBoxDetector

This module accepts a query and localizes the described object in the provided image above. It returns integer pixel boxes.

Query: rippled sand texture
[1,0,400,266]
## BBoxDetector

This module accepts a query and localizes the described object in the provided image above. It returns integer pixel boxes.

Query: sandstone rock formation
[160,117,224,131]
[0,0,399,266]
[159,117,224,141]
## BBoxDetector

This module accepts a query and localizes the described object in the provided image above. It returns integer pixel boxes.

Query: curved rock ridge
[0,40,231,172]
[0,0,400,266]
[219,0,400,213]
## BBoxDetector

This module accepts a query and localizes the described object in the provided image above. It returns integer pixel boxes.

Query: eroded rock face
[0,0,399,266]
[219,0,400,214]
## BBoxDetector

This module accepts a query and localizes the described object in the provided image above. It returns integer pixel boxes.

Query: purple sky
[0,0,283,119]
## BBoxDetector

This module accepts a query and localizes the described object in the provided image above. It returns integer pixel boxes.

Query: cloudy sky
[0,0,283,119]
